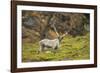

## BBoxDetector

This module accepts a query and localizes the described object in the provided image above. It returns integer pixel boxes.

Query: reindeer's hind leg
[38,44,44,53]
[38,41,43,53]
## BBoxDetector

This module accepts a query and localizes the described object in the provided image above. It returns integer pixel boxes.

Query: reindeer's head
[52,23,68,42]
[57,32,68,42]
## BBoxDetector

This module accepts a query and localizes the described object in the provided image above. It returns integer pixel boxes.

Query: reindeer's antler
[51,15,60,37]
[52,24,60,37]
[61,31,68,37]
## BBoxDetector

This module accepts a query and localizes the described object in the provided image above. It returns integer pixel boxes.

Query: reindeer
[38,24,68,53]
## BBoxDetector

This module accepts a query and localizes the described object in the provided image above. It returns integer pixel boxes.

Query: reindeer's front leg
[38,44,44,53]
[53,42,59,53]
[53,46,58,54]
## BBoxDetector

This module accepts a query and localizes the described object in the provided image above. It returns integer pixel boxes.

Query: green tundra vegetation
[22,33,90,62]
[22,10,90,62]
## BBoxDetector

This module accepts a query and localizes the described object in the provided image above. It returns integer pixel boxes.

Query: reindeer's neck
[57,36,63,43]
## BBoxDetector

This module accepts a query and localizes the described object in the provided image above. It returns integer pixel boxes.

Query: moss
[22,33,90,62]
